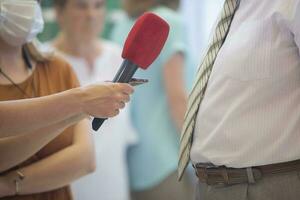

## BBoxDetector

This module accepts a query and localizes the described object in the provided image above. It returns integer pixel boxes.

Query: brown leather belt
[194,159,300,185]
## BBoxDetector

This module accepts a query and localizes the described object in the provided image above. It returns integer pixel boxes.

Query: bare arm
[163,53,187,132]
[0,89,81,137]
[0,82,134,137]
[0,114,86,173]
[1,119,95,196]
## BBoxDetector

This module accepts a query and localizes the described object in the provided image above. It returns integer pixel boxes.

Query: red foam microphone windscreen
[122,12,170,69]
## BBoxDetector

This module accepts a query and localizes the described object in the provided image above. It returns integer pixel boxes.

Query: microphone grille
[122,12,170,69]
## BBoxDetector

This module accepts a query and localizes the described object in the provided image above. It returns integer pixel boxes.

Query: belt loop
[246,167,256,184]
[221,168,229,184]
[193,164,199,178]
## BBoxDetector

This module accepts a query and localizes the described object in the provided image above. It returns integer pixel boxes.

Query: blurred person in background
[48,0,138,200]
[111,0,193,199]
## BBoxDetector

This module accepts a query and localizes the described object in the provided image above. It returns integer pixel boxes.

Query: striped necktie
[178,0,240,180]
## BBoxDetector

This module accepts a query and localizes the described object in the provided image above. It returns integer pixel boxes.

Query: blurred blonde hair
[23,39,53,62]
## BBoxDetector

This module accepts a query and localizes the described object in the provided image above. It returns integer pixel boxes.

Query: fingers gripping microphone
[92,12,170,131]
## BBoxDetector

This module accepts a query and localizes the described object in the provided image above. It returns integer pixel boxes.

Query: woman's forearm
[11,120,95,195]
[0,82,134,138]
[0,89,82,137]
[0,114,86,173]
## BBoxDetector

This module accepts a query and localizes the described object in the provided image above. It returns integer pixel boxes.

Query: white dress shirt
[191,0,300,168]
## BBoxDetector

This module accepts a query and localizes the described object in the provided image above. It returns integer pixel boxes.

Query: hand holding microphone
[79,82,134,118]
[92,12,170,131]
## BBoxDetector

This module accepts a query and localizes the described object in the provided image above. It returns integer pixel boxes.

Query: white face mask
[0,0,44,46]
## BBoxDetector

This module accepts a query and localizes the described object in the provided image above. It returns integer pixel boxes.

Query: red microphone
[92,12,170,131]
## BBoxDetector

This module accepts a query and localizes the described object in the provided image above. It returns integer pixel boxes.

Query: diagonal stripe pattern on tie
[178,0,240,181]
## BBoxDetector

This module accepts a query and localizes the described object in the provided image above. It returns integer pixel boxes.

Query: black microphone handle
[92,60,139,131]
[92,118,106,131]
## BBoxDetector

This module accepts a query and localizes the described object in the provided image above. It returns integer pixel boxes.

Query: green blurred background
[38,0,121,42]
